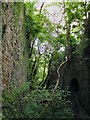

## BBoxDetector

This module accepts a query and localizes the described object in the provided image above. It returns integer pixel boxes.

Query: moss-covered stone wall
[2,3,28,90]
[60,14,90,115]
[46,13,90,116]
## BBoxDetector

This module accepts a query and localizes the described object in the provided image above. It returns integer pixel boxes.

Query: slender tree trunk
[65,23,71,61]
[39,57,47,87]
[39,1,45,14]
[63,2,71,61]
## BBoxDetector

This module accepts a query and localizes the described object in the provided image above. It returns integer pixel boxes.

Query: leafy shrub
[2,82,30,119]
[2,83,74,119]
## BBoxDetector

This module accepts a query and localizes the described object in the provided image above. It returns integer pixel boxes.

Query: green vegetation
[2,84,74,119]
[24,1,90,89]
[2,1,90,119]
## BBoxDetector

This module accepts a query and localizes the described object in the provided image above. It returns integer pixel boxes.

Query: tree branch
[39,1,45,14]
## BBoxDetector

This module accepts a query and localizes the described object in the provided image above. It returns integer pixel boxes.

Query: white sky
[34,0,65,24]
[29,0,90,3]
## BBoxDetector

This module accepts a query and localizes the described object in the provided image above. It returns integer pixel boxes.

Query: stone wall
[60,55,90,113]
[60,14,90,115]
[46,13,90,115]
[2,3,28,90]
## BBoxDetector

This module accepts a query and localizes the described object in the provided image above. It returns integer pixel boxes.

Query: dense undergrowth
[2,1,90,119]
[2,82,74,119]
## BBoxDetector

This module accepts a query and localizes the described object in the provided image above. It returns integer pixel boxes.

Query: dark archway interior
[69,78,79,93]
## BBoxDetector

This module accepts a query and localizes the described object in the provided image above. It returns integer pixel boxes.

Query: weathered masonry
[46,12,90,116]
[2,3,28,90]
[60,12,90,115]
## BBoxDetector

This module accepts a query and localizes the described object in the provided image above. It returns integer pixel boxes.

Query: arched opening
[69,78,79,93]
